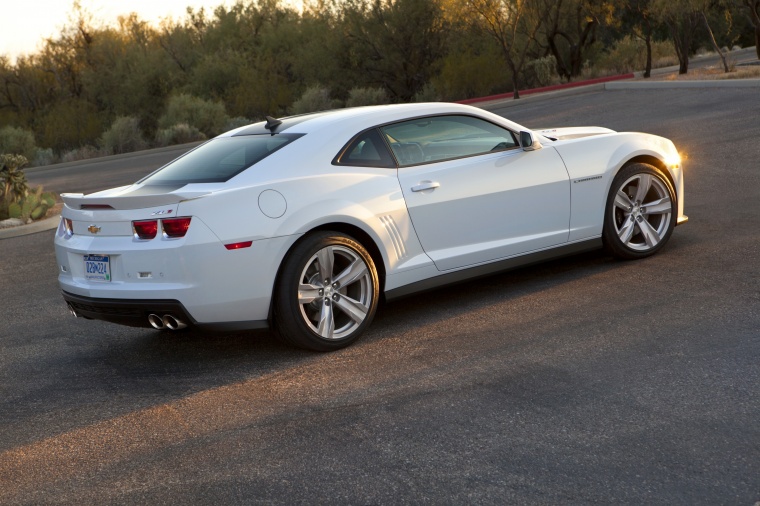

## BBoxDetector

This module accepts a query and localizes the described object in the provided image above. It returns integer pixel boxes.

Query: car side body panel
[551,132,685,241]
[397,146,571,270]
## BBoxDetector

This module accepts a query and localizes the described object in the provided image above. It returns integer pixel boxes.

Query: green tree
[341,0,447,101]
[731,0,760,58]
[622,0,657,77]
[654,0,702,74]
[38,99,103,152]
[457,0,550,98]
[541,0,621,80]
[697,1,731,72]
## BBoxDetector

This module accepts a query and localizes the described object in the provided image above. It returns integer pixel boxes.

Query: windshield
[139,134,302,185]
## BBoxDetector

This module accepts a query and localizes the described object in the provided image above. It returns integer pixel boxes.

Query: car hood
[537,126,615,141]
[62,183,211,210]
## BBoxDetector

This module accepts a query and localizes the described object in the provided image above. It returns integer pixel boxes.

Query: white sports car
[55,102,687,350]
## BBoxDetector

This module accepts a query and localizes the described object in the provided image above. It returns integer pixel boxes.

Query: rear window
[139,134,302,184]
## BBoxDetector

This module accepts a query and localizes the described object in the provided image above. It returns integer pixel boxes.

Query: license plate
[84,254,111,282]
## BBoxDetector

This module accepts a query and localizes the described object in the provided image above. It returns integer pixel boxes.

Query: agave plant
[0,154,29,205]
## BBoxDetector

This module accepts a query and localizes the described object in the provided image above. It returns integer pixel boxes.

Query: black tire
[273,231,379,351]
[603,163,676,260]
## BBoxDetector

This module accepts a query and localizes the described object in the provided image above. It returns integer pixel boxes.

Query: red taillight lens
[133,220,158,240]
[63,218,74,235]
[162,217,192,238]
[225,241,252,250]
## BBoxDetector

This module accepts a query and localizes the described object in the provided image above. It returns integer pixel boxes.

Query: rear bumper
[55,215,297,325]
[62,291,268,331]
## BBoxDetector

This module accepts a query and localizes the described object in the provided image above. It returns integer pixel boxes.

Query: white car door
[387,115,571,271]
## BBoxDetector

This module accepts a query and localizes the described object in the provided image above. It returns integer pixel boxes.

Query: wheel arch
[269,221,388,322]
[618,154,675,190]
[308,222,387,293]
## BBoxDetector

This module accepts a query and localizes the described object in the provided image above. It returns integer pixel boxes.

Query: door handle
[411,181,440,192]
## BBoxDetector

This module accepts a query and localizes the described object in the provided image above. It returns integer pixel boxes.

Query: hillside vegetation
[0,0,757,164]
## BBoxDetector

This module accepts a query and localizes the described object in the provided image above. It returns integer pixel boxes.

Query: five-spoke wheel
[603,163,675,259]
[274,232,379,351]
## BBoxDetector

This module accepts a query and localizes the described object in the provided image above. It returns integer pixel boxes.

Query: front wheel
[273,232,379,351]
[603,163,676,260]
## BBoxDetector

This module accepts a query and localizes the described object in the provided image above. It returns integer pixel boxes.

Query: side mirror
[520,131,542,151]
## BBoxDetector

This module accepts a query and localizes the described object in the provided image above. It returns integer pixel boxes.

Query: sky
[0,0,236,61]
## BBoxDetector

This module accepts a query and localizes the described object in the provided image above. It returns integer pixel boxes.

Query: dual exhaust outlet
[66,302,187,331]
[148,313,187,330]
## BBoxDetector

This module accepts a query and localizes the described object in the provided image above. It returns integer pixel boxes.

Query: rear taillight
[162,217,192,238]
[133,220,158,240]
[63,218,74,236]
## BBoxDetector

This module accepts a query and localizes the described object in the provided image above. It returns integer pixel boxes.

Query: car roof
[222,102,496,138]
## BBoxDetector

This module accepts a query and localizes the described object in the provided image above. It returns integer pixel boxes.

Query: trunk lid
[62,183,210,211]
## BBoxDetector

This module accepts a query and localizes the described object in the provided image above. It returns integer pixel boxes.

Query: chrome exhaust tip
[162,314,187,330]
[67,303,79,318]
[148,313,165,330]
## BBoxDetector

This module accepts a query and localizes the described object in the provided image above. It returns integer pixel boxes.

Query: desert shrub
[650,40,678,68]
[346,87,390,107]
[158,94,228,137]
[100,116,148,155]
[0,126,38,161]
[413,83,441,102]
[595,36,645,74]
[291,86,341,114]
[33,148,55,167]
[155,123,206,147]
[60,145,103,163]
[595,36,677,74]
[523,55,559,88]
[223,117,253,132]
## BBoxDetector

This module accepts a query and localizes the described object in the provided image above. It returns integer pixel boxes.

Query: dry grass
[714,66,760,79]
[645,65,760,81]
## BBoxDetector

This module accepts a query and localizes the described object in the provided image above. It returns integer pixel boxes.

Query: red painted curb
[456,73,635,105]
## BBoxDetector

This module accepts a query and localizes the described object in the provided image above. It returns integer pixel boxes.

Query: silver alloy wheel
[612,173,673,251]
[296,245,373,340]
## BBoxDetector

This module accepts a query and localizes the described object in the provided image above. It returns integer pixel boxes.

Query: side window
[380,115,518,166]
[334,128,396,168]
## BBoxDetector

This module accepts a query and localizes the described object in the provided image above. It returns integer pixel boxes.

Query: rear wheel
[273,232,379,351]
[603,163,675,260]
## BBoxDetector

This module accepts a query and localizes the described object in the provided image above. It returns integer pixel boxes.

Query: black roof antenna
[264,115,282,132]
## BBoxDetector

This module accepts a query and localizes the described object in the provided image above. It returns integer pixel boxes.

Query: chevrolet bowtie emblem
[88,225,101,234]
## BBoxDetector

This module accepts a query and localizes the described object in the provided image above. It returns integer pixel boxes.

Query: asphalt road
[1,88,759,504]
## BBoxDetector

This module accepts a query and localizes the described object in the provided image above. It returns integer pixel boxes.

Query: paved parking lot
[1,87,758,504]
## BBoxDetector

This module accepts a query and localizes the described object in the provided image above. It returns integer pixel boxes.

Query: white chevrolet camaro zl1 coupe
[55,102,687,350]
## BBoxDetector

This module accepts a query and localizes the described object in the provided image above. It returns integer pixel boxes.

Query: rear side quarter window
[333,129,396,168]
